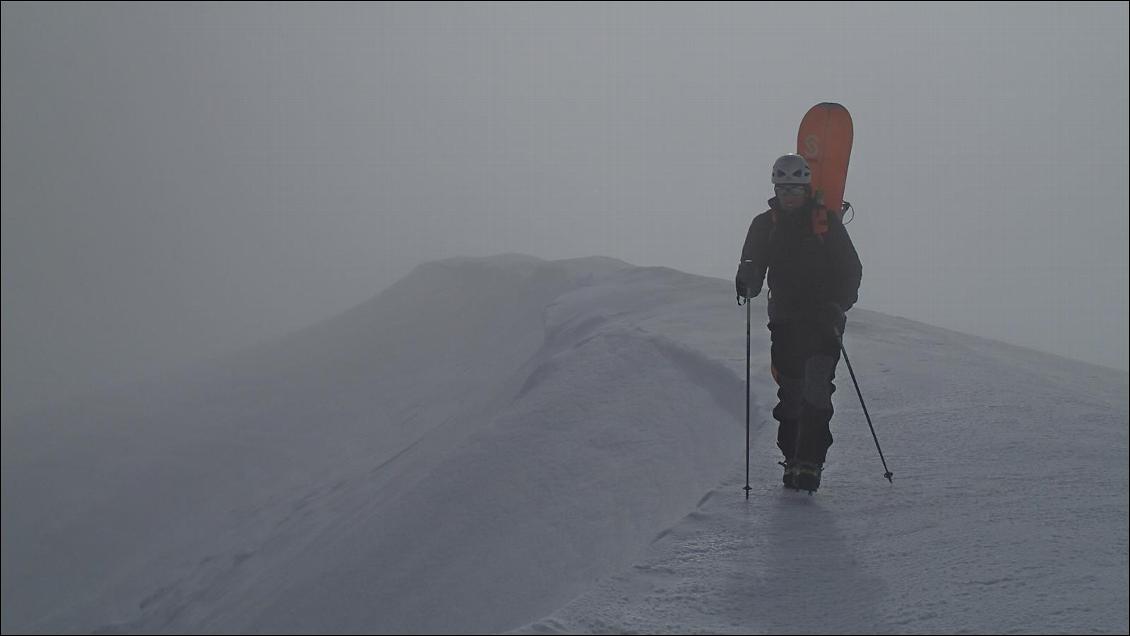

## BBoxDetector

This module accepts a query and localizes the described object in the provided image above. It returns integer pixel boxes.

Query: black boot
[780,460,798,489]
[793,462,823,493]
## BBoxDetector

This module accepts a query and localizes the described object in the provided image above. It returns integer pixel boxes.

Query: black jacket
[738,197,862,312]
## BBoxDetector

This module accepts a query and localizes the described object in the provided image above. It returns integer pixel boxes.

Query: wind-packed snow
[3,255,1127,634]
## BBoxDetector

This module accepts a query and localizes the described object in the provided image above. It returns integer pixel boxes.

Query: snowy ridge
[2,255,1127,634]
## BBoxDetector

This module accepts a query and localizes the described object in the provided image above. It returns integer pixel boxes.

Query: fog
[3,2,1127,417]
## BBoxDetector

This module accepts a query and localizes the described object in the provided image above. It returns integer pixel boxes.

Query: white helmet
[771,154,812,185]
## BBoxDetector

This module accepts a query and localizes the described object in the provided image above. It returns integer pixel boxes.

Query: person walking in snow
[735,153,862,492]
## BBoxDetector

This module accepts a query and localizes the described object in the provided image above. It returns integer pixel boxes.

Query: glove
[735,262,762,299]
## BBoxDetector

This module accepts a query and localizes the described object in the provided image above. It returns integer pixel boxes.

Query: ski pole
[837,331,893,483]
[744,297,752,498]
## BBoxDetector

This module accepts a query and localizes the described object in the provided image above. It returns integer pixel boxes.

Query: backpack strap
[770,205,831,243]
[812,206,829,238]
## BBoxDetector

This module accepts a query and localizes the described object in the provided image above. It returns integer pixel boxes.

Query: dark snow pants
[769,311,844,465]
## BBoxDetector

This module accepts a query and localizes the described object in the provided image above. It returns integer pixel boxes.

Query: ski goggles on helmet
[774,184,807,197]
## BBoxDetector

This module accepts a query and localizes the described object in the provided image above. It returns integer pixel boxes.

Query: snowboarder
[735,153,862,492]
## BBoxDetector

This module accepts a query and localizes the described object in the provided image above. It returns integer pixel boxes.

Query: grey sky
[3,2,1128,416]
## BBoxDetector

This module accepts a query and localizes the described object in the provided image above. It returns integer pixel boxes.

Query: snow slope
[3,255,1126,634]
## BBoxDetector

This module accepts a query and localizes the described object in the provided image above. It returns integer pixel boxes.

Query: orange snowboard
[797,103,853,218]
